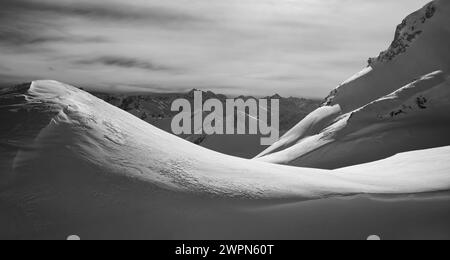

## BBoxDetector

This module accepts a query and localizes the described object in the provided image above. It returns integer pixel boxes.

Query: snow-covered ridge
[257,0,450,170]
[256,71,450,169]
[1,80,450,202]
[323,0,450,111]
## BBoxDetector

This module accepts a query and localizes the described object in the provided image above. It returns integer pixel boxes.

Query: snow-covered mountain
[326,0,450,112]
[1,0,450,239]
[256,0,450,169]
[3,80,448,199]
[1,80,449,239]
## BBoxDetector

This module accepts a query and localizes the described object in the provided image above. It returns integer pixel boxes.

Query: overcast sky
[0,0,431,97]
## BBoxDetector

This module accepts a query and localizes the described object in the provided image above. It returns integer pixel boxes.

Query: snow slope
[1,80,450,239]
[326,0,450,113]
[256,71,450,168]
[1,80,449,199]
[256,0,450,169]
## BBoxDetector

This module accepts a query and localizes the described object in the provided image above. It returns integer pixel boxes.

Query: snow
[255,104,342,159]
[1,80,449,239]
[1,80,449,202]
[256,71,450,169]
[335,146,450,194]
[257,0,450,169]
[0,1,449,239]
[326,0,450,113]
[0,81,449,239]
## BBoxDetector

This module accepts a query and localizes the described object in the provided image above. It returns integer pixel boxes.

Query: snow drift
[256,0,450,169]
[256,71,450,168]
[0,81,449,239]
[0,80,449,199]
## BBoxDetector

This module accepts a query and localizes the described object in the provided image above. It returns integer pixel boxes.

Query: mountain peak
[323,0,450,112]
[368,1,438,66]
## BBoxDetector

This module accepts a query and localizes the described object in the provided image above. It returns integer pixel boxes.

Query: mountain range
[92,90,321,158]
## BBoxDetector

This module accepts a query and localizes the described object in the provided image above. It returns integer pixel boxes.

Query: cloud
[0,1,110,52]
[0,65,12,72]
[0,0,210,26]
[0,0,211,51]
[76,56,178,72]
[0,30,107,48]
[0,0,433,97]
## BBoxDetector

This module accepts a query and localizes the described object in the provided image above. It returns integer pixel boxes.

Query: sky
[0,0,431,98]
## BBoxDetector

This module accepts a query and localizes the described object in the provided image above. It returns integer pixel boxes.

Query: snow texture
[1,80,449,203]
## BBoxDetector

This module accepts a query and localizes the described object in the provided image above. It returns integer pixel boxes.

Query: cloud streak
[1,0,210,26]
[0,0,210,50]
[76,56,177,72]
[0,30,107,47]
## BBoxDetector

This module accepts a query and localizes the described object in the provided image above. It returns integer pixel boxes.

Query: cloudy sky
[0,0,430,97]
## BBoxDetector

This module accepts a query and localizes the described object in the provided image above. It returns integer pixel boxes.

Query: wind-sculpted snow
[258,0,450,169]
[0,80,449,202]
[256,71,450,169]
[1,81,450,239]
[0,81,369,200]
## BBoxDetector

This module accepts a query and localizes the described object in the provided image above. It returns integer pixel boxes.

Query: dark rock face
[368,2,436,65]
[425,3,437,19]
[321,1,442,109]
[322,89,338,106]
[416,96,428,109]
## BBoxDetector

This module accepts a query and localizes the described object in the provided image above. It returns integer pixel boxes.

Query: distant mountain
[92,90,321,158]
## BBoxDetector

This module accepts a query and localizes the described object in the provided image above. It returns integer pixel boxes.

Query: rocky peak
[368,1,437,66]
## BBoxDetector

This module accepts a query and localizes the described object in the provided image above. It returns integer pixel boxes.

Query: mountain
[256,0,450,169]
[325,0,450,112]
[92,90,321,158]
[1,80,449,238]
[5,81,449,198]
[1,0,450,240]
